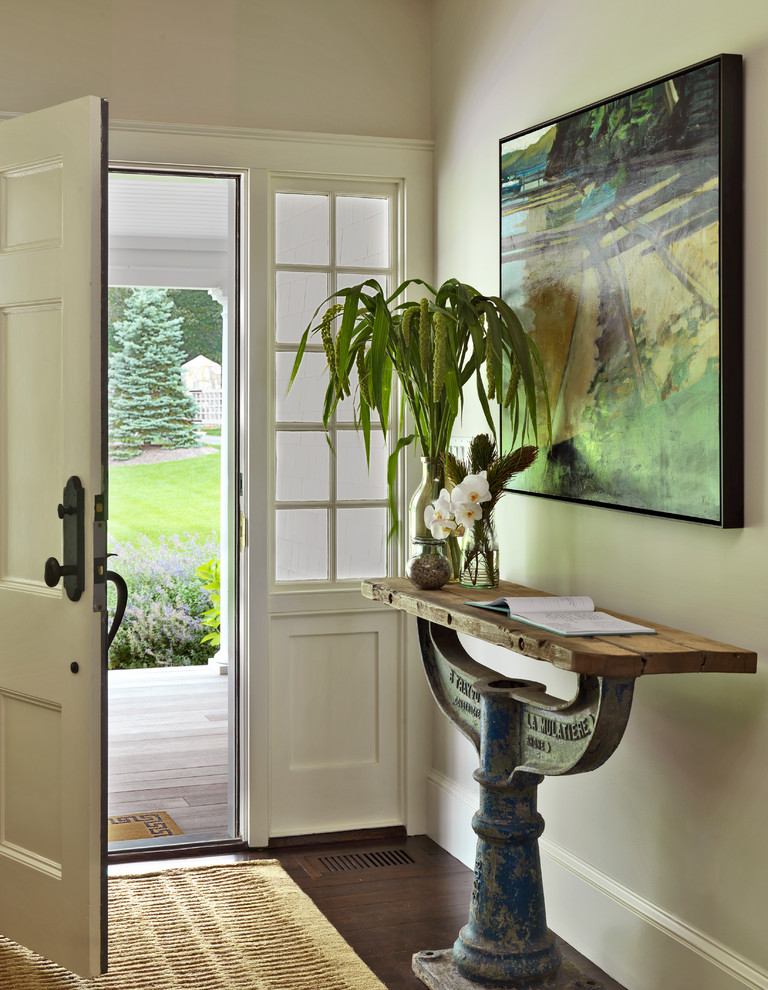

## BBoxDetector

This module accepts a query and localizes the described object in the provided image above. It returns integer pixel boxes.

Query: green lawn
[108,453,220,544]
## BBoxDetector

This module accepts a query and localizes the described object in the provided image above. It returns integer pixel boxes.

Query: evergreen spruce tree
[109,288,199,459]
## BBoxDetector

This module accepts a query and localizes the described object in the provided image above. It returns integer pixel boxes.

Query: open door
[0,97,107,976]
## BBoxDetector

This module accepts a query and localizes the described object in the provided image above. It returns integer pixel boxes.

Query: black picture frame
[500,54,743,527]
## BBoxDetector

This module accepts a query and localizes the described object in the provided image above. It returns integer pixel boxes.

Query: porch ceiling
[108,172,234,291]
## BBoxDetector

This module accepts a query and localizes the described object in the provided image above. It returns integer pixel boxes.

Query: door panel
[269,610,401,835]
[0,97,106,976]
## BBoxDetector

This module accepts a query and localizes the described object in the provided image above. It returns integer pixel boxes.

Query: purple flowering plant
[107,532,220,669]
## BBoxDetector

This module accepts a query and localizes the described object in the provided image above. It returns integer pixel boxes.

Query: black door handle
[43,476,85,601]
[44,556,78,586]
[106,570,128,648]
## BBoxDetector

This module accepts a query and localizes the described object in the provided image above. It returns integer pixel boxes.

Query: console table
[361,577,756,990]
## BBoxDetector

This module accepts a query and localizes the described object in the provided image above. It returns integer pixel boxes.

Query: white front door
[0,96,107,976]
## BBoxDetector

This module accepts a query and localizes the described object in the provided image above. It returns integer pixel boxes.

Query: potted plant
[289,277,550,549]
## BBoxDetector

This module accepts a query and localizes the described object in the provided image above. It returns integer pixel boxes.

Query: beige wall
[0,0,432,138]
[430,2,768,989]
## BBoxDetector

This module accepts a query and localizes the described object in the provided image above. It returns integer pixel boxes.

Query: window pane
[336,271,388,294]
[275,193,329,265]
[276,509,328,581]
[276,431,329,501]
[337,508,388,579]
[333,274,390,419]
[275,351,328,423]
[336,430,388,500]
[336,196,389,268]
[275,270,329,343]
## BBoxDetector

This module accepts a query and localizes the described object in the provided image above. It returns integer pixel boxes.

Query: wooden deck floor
[107,665,231,840]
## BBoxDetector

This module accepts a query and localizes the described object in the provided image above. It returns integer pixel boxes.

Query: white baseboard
[425,770,767,990]
[425,770,477,866]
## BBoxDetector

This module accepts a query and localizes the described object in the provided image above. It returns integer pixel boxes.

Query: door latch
[239,511,247,552]
[43,475,85,601]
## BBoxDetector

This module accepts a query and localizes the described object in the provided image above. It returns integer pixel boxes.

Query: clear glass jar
[459,517,500,589]
[406,537,452,590]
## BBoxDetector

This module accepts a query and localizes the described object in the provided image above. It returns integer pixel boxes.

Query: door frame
[109,120,434,846]
[106,164,245,845]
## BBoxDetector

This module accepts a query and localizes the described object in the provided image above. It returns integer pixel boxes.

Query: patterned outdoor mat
[107,811,183,841]
[0,861,387,989]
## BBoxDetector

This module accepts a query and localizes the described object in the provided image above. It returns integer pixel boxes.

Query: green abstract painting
[501,55,743,526]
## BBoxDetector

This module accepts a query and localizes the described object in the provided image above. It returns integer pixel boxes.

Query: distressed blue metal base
[413,949,604,989]
[414,620,634,990]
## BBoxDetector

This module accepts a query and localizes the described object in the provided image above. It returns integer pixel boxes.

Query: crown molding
[0,109,433,152]
[111,117,434,152]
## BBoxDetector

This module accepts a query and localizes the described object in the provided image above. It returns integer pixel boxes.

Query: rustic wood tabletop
[361,577,757,678]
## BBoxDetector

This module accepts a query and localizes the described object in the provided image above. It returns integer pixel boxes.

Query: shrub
[107,533,220,669]
[196,558,221,649]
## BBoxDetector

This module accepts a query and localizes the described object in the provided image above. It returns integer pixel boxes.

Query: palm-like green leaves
[289,277,550,535]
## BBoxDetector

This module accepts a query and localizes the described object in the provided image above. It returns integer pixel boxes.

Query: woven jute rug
[107,811,183,841]
[0,861,387,989]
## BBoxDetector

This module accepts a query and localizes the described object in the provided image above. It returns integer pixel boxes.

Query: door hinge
[239,511,247,552]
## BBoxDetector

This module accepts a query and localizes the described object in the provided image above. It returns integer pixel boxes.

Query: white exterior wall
[430,3,768,989]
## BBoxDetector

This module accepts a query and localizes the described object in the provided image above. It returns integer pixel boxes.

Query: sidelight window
[272,181,398,583]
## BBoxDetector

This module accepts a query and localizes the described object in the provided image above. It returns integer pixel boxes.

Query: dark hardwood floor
[110,833,628,990]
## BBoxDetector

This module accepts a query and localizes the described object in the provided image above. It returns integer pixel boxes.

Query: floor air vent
[299,848,416,877]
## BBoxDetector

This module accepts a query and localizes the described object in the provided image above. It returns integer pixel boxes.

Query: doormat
[0,861,387,989]
[107,811,183,841]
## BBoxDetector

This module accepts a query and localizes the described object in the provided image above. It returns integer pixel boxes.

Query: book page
[508,609,656,637]
[504,595,594,613]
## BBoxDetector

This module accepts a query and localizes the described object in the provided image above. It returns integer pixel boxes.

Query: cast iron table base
[413,949,604,989]
[413,619,632,987]
[361,577,756,990]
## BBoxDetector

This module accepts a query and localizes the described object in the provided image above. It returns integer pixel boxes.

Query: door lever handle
[43,476,85,601]
[106,569,128,647]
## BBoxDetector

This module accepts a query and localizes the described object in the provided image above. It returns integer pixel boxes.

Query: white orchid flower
[452,470,491,506]
[424,488,457,539]
[429,517,457,539]
[435,487,453,514]
[452,500,483,528]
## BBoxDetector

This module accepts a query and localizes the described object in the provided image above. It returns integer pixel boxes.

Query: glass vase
[460,516,500,589]
[408,456,461,582]
[408,457,443,557]
[406,538,452,590]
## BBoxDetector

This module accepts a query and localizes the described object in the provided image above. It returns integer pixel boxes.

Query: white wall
[430,2,768,989]
[0,0,432,139]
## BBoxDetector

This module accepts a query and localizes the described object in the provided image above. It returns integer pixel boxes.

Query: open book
[467,595,656,637]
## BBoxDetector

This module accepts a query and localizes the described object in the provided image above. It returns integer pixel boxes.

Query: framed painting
[500,54,743,527]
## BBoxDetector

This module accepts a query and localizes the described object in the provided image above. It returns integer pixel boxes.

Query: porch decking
[108,665,230,840]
